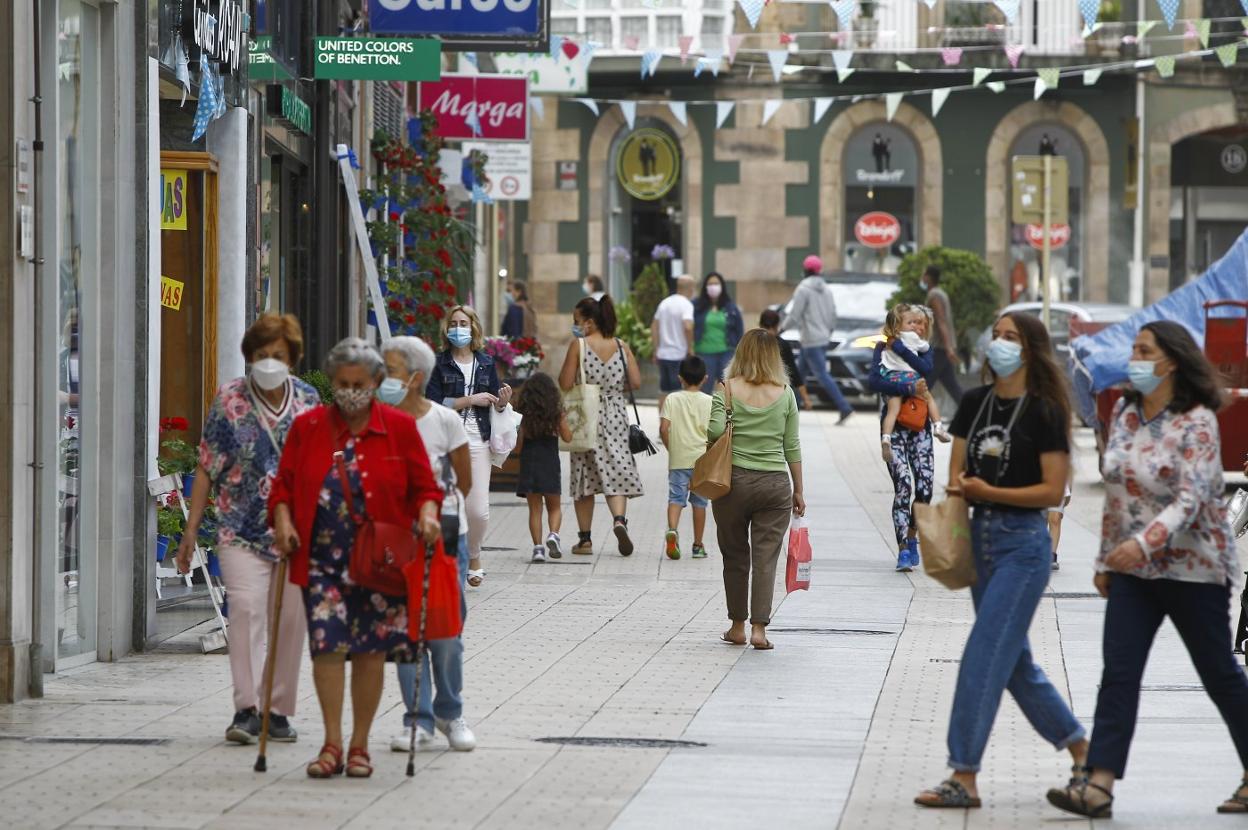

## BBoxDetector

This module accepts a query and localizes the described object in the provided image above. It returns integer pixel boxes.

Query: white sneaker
[435,717,477,751]
[545,533,563,559]
[531,545,546,563]
[390,725,436,753]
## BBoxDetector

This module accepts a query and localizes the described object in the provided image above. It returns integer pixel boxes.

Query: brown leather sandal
[346,746,374,778]
[1217,778,1248,813]
[306,744,343,778]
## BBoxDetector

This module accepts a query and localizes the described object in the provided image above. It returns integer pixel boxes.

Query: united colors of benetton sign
[369,0,548,52]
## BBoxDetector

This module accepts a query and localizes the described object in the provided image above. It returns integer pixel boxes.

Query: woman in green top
[694,272,745,393]
[707,329,805,650]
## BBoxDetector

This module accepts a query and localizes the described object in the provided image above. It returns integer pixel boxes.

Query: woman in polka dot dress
[559,295,644,556]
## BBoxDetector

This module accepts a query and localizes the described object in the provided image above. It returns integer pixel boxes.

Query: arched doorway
[1167,126,1248,289]
[1006,123,1087,302]
[841,122,920,274]
[607,120,684,294]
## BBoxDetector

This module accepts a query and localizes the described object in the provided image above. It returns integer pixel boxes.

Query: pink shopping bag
[785,516,812,593]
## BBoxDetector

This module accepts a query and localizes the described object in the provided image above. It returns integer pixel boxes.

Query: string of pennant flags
[555,40,1247,132]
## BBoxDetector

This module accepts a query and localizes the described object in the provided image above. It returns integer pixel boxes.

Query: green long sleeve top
[707,384,801,472]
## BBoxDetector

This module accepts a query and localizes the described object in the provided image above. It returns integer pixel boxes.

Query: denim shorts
[668,468,708,508]
[658,359,683,392]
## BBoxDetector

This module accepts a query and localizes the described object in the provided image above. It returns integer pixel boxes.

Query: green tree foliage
[888,246,1001,352]
[630,263,668,327]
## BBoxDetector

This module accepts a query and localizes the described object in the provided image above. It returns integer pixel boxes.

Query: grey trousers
[712,467,793,625]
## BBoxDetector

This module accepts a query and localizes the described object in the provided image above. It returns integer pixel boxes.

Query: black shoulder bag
[616,339,658,456]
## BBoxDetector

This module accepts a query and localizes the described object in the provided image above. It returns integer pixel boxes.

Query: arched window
[1007,124,1086,301]
[842,123,919,274]
[606,119,684,294]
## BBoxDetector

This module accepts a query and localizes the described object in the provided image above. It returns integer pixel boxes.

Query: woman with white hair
[425,306,513,587]
[379,336,477,752]
[270,338,443,778]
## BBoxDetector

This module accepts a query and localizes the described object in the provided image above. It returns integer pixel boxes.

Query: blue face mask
[986,338,1024,377]
[571,324,585,339]
[1127,360,1165,395]
[377,377,411,405]
[447,327,472,348]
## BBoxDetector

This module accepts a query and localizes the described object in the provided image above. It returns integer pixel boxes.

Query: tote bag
[403,538,463,641]
[558,338,602,452]
[691,382,734,500]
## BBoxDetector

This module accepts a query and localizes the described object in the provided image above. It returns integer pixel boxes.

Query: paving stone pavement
[2,405,1247,829]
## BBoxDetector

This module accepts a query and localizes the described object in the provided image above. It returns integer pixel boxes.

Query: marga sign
[370,0,549,52]
[417,75,529,141]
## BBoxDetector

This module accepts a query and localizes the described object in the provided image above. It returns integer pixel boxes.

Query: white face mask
[583,282,594,295]
[250,358,290,391]
[706,283,723,300]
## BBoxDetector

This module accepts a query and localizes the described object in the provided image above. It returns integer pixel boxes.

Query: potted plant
[483,336,518,379]
[1095,0,1122,54]
[508,336,545,380]
[158,416,197,495]
[614,300,659,398]
[156,495,186,562]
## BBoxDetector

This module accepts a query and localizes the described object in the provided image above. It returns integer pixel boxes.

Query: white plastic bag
[489,404,522,467]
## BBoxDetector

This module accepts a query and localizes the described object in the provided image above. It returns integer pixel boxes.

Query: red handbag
[335,450,419,596]
[404,539,464,641]
[897,396,929,432]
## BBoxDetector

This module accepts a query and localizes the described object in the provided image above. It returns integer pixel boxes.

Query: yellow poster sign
[161,276,186,311]
[616,128,680,201]
[160,168,189,230]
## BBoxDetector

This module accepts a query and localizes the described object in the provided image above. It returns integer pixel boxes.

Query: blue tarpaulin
[1070,228,1248,425]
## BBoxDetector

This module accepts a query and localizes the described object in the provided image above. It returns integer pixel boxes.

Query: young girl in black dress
[513,372,574,563]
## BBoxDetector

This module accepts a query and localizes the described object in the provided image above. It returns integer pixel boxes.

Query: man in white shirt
[651,275,696,410]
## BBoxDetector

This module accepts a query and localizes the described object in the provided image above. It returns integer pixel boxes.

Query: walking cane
[407,541,434,778]
[254,556,289,773]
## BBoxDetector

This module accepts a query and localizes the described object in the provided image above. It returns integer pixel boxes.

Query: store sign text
[854,212,901,249]
[370,0,546,39]
[314,37,441,81]
[855,169,906,184]
[161,276,186,311]
[160,168,189,231]
[267,86,312,135]
[192,0,247,74]
[418,75,529,141]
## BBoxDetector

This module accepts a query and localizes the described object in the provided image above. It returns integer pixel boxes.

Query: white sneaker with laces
[436,717,477,751]
[546,532,563,559]
[390,725,437,753]
[531,545,546,563]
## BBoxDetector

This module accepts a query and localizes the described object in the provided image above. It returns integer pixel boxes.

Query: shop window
[1006,124,1086,301]
[620,16,648,46]
[551,17,579,37]
[841,123,920,275]
[586,17,613,45]
[656,16,682,48]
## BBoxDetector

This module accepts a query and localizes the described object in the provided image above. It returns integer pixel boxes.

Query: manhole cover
[767,628,895,636]
[1045,592,1102,599]
[535,736,706,749]
[0,736,170,746]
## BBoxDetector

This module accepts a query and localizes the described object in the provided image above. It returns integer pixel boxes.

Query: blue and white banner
[370,0,547,43]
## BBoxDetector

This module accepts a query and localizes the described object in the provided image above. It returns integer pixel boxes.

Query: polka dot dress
[569,342,644,499]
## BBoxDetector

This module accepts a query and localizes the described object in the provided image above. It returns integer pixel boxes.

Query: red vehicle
[1095,301,1248,473]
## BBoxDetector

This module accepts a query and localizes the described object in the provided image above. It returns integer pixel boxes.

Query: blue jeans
[668,468,708,508]
[799,346,852,415]
[699,351,733,394]
[397,534,469,731]
[947,508,1085,771]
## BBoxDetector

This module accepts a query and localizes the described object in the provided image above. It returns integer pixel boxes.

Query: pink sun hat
[802,254,823,274]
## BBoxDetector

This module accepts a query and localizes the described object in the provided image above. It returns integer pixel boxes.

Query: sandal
[1217,778,1248,813]
[915,779,982,809]
[1046,779,1113,818]
[720,631,746,646]
[305,744,344,778]
[613,518,634,557]
[466,568,484,588]
[345,746,374,778]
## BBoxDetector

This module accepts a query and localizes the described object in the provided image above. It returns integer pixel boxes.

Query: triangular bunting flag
[738,0,765,29]
[727,34,746,64]
[679,35,694,63]
[1242,0,1248,15]
[668,101,687,126]
[941,47,963,66]
[462,52,479,69]
[575,98,599,117]
[1005,44,1025,68]
[1137,19,1158,39]
[1081,22,1103,38]
[1215,43,1240,68]
[1033,77,1047,100]
[1195,18,1211,48]
[548,36,565,60]
[529,96,545,123]
[619,101,636,130]
[1083,67,1103,85]
[767,49,788,83]
[832,50,854,73]
[1078,0,1100,30]
[987,81,1006,93]
[715,100,735,129]
[994,0,1019,24]
[837,68,856,83]
[973,67,992,86]
[762,99,783,126]
[885,92,903,122]
[1155,55,1176,77]
[831,0,857,32]
[895,60,916,72]
[1157,0,1179,29]
[641,50,662,78]
[931,87,951,117]
[813,97,834,122]
[1037,67,1060,91]
[622,35,640,51]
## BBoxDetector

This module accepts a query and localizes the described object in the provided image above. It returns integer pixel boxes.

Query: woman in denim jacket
[915,311,1088,809]
[425,305,512,587]
[692,272,745,393]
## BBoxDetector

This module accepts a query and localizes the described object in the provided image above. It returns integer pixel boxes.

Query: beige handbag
[914,496,974,590]
[558,338,602,452]
[691,382,734,500]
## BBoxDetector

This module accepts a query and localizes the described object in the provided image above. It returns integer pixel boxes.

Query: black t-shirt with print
[949,384,1069,499]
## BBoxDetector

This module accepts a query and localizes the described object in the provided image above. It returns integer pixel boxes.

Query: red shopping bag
[786,516,812,593]
[403,539,463,641]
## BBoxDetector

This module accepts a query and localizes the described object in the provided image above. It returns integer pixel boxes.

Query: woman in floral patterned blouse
[178,314,321,746]
[1047,321,1248,819]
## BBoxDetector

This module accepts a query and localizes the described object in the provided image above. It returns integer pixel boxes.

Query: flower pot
[155,534,171,562]
[509,364,535,381]
[180,472,195,499]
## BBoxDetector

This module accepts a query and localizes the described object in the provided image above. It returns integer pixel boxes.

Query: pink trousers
[218,546,306,716]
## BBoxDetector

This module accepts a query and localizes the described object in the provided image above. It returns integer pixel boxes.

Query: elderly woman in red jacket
[270,338,442,780]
